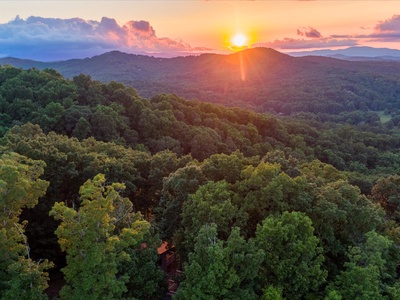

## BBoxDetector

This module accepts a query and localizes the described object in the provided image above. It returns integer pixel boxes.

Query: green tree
[301,160,385,274]
[156,164,206,243]
[261,286,285,300]
[72,117,91,140]
[176,224,264,300]
[118,231,167,300]
[201,151,255,184]
[328,231,394,300]
[179,181,245,259]
[0,152,52,300]
[233,161,312,237]
[255,211,327,300]
[50,174,150,300]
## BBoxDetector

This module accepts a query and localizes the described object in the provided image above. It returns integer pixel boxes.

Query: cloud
[0,16,210,61]
[374,15,400,33]
[255,37,357,50]
[254,25,358,50]
[328,15,400,42]
[370,15,400,42]
[297,27,322,38]
[256,14,400,51]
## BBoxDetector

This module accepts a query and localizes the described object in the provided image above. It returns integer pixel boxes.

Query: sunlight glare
[232,33,247,48]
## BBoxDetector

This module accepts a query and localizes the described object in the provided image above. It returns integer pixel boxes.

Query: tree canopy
[0,65,399,299]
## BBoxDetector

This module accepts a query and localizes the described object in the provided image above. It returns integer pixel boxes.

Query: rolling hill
[2,47,400,115]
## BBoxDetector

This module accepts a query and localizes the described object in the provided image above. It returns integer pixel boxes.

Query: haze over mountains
[287,46,400,61]
[2,47,400,115]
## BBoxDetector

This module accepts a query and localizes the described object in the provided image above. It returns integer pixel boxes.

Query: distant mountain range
[286,46,400,61]
[2,47,400,114]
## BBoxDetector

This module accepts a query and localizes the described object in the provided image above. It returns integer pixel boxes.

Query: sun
[231,33,247,48]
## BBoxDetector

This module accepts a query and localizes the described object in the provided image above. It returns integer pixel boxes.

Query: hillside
[1,65,400,299]
[2,47,400,115]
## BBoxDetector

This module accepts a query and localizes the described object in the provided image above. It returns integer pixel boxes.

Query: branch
[13,222,30,259]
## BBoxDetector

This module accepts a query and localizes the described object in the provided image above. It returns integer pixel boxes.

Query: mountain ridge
[2,47,400,115]
[287,46,400,61]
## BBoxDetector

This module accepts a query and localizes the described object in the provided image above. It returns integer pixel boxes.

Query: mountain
[2,47,400,115]
[287,46,400,61]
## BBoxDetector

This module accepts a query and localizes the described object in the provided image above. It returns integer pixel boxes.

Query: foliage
[255,212,327,299]
[5,48,400,118]
[179,181,245,258]
[261,286,285,300]
[0,64,399,299]
[371,175,400,223]
[176,224,264,300]
[50,174,151,300]
[118,231,167,300]
[0,152,52,299]
[327,231,397,300]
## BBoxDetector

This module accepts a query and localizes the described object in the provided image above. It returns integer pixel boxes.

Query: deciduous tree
[255,211,327,300]
[0,152,51,299]
[50,174,150,300]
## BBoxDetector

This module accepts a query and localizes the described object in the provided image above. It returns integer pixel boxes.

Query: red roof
[157,241,169,255]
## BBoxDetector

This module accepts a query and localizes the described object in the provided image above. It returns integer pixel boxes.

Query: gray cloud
[375,15,400,33]
[368,15,400,42]
[0,16,210,61]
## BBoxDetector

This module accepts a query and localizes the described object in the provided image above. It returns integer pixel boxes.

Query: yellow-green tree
[0,152,52,300]
[50,174,150,300]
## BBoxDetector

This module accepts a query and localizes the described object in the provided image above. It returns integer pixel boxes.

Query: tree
[50,174,150,300]
[118,230,167,300]
[156,164,207,243]
[175,224,264,300]
[233,161,312,238]
[255,211,327,300]
[327,231,395,300]
[309,179,385,262]
[179,181,245,259]
[0,152,52,300]
[72,117,91,140]
[261,286,285,300]
[301,161,385,274]
[371,175,400,223]
[201,151,253,184]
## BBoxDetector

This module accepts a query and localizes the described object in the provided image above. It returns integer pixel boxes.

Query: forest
[0,64,400,299]
[3,48,400,117]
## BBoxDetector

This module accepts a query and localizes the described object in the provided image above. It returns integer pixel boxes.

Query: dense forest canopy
[0,64,399,299]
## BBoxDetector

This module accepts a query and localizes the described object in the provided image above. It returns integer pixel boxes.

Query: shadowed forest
[1,49,400,299]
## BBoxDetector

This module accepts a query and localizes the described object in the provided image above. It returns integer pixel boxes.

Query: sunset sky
[1,1,400,61]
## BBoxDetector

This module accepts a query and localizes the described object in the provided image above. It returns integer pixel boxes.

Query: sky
[1,1,400,61]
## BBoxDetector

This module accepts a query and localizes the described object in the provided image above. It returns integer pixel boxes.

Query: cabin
[158,242,181,296]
